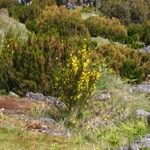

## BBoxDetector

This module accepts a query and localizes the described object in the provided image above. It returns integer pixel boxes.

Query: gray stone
[128,144,139,150]
[25,92,66,108]
[132,84,150,93]
[39,117,56,125]
[136,109,150,118]
[0,8,9,16]
[26,92,45,101]
[93,90,111,101]
[0,8,29,49]
[9,91,20,98]
[143,45,150,53]
[140,138,150,148]
[119,146,129,150]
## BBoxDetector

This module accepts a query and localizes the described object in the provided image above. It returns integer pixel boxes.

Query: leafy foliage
[100,0,150,24]
[36,6,89,37]
[0,34,100,109]
[97,43,150,83]
[0,0,18,9]
[84,16,127,41]
[142,20,150,45]
[8,4,41,24]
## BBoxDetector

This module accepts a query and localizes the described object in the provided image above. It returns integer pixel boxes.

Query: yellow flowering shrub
[0,35,100,110]
[53,43,101,109]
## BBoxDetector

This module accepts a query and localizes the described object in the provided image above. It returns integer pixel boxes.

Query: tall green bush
[0,34,100,110]
[0,0,17,9]
[97,43,150,83]
[36,6,89,37]
[8,4,41,24]
[100,0,150,24]
[142,20,150,45]
[84,16,127,41]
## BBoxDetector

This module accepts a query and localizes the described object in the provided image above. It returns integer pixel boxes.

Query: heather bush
[97,43,149,83]
[142,20,150,45]
[127,24,144,41]
[36,6,89,37]
[8,4,41,24]
[84,16,127,41]
[100,0,150,24]
[122,59,144,83]
[31,0,56,8]
[0,0,18,9]
[0,34,100,110]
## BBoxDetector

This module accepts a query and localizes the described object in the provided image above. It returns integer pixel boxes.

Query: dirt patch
[0,96,33,114]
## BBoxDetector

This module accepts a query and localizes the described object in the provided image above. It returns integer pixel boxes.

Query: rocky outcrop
[9,91,20,98]
[93,90,111,101]
[120,135,150,150]
[120,109,150,150]
[143,45,150,53]
[26,92,66,108]
[132,84,150,94]
[0,8,29,49]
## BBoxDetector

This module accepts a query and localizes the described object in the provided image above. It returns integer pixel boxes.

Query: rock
[43,129,71,138]
[46,96,66,108]
[9,91,20,98]
[0,8,29,49]
[39,117,56,125]
[26,92,45,101]
[81,12,98,20]
[136,109,150,118]
[121,134,150,149]
[139,137,150,148]
[132,84,150,93]
[143,45,150,53]
[27,120,44,130]
[0,8,9,16]
[93,90,111,101]
[128,144,139,150]
[26,92,66,108]
[136,109,150,126]
[119,147,129,150]
[147,115,150,126]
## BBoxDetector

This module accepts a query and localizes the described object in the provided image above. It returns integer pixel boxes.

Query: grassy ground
[0,71,149,150]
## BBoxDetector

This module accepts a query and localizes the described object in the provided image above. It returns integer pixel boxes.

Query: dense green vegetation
[0,0,150,149]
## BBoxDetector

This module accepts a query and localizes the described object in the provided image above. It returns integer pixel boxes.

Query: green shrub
[128,24,144,40]
[8,4,41,24]
[100,0,150,24]
[84,16,127,41]
[32,0,56,8]
[100,0,131,24]
[36,6,89,37]
[125,23,144,49]
[142,20,150,45]
[0,0,17,9]
[97,43,149,83]
[122,59,144,83]
[0,34,100,110]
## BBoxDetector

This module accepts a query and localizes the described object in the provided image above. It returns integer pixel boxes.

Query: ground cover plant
[0,1,150,149]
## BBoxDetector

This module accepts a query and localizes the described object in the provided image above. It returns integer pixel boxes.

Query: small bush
[97,43,149,83]
[142,20,150,45]
[100,0,150,24]
[36,6,89,37]
[32,0,56,8]
[84,16,127,41]
[8,4,41,24]
[122,59,144,83]
[0,0,17,9]
[128,24,144,40]
[0,34,100,110]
